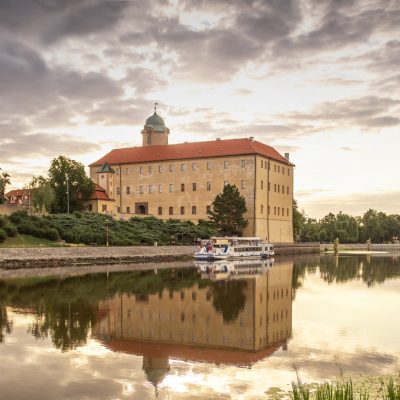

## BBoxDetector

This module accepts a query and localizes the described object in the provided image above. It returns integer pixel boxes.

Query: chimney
[249,137,254,142]
[216,138,221,141]
[284,152,290,161]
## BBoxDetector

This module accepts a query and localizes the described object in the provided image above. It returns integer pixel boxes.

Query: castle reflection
[93,259,294,387]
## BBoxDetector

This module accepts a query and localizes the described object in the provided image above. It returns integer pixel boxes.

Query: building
[5,189,32,207]
[89,110,294,242]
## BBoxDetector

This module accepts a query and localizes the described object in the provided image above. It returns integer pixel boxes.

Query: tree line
[293,201,400,243]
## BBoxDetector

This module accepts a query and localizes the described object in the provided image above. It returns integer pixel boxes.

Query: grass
[0,234,59,248]
[290,378,400,400]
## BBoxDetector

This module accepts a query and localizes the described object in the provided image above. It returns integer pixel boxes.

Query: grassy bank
[0,210,217,247]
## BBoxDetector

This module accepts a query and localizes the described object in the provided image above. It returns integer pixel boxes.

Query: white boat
[194,237,274,261]
[195,258,275,280]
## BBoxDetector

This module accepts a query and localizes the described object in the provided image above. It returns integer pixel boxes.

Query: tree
[207,184,248,236]
[293,199,305,241]
[0,169,11,204]
[48,156,95,213]
[28,176,55,214]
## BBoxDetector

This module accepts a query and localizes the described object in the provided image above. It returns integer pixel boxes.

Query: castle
[88,109,294,242]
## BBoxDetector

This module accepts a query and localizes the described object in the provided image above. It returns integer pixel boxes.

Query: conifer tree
[207,184,248,236]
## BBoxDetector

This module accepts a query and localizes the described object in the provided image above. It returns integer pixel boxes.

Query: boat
[194,237,274,261]
[195,258,275,280]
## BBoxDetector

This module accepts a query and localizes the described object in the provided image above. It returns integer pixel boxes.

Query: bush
[45,228,59,241]
[0,229,6,243]
[17,222,34,235]
[10,210,29,225]
[61,230,75,243]
[4,224,17,237]
[0,216,6,229]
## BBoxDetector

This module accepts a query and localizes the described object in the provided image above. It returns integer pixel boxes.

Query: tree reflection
[212,280,247,323]
[0,305,12,343]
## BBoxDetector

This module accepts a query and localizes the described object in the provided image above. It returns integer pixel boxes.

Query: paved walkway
[0,246,198,269]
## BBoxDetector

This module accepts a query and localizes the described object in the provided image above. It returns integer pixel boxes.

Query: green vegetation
[291,377,400,400]
[0,168,11,204]
[0,234,58,248]
[208,183,248,236]
[28,176,55,213]
[293,206,400,243]
[1,210,217,246]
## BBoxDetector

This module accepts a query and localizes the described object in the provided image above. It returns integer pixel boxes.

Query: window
[158,207,162,215]
[268,205,270,214]
[274,184,276,192]
[169,184,174,192]
[278,184,280,193]
[87,204,93,211]
[261,205,264,214]
[241,180,246,189]
[126,168,130,175]
[127,206,130,213]
[287,186,289,195]
[181,163,186,172]
[192,206,197,215]
[158,165,163,173]
[126,186,130,194]
[117,206,121,213]
[207,181,211,191]
[192,163,197,171]
[282,167,285,174]
[139,166,143,174]
[241,159,246,168]
[169,164,174,172]
[180,206,185,215]
[181,183,185,192]
[224,160,229,169]
[169,207,173,215]
[207,161,212,170]
[116,187,121,195]
[268,162,271,170]
[102,205,107,212]
[274,206,276,215]
[116,168,120,175]
[158,184,163,193]
[268,182,271,191]
[206,205,211,213]
[192,182,196,191]
[261,180,264,190]
[149,185,153,194]
[278,166,280,173]
[149,166,153,174]
[139,185,144,194]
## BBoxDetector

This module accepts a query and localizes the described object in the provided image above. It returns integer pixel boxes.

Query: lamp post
[66,174,70,213]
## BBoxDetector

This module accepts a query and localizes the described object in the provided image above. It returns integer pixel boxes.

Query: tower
[141,104,170,147]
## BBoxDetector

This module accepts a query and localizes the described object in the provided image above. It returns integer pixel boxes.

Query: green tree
[0,169,11,204]
[207,184,248,236]
[293,199,305,241]
[29,176,55,214]
[48,156,95,213]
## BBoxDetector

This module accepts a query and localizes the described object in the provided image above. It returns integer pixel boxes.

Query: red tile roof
[97,337,284,367]
[90,184,114,201]
[90,138,293,167]
[6,189,32,198]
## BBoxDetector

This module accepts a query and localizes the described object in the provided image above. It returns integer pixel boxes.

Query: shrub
[0,229,6,243]
[74,211,83,219]
[79,231,94,245]
[17,223,34,235]
[61,230,75,243]
[10,210,29,225]
[0,216,6,228]
[45,228,59,241]
[4,224,17,237]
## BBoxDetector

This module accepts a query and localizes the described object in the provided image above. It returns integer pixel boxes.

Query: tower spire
[154,102,158,113]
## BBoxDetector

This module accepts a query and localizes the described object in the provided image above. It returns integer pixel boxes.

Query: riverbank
[0,246,197,269]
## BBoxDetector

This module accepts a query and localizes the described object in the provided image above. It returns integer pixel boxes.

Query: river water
[0,254,399,399]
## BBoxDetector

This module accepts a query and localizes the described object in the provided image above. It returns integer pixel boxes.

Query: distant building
[88,110,294,242]
[5,189,32,207]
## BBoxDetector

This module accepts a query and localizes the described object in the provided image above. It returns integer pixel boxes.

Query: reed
[383,379,400,400]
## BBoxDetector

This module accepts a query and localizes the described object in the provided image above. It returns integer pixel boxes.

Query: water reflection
[0,254,399,398]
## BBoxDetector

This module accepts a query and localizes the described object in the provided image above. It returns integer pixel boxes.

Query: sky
[0,0,399,218]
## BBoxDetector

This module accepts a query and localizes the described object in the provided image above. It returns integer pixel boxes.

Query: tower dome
[144,112,166,132]
[141,105,170,147]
